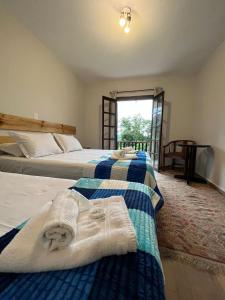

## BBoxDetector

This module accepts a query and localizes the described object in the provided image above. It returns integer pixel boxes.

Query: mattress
[0,172,75,236]
[0,149,112,179]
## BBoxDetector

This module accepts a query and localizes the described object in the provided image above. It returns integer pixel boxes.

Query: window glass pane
[156,115,162,127]
[156,127,161,140]
[104,116,109,126]
[110,128,115,139]
[104,140,108,149]
[104,128,109,138]
[152,126,156,139]
[110,140,115,149]
[110,102,116,113]
[110,115,115,126]
[104,101,109,112]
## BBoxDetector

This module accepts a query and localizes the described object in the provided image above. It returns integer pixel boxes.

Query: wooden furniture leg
[174,147,190,181]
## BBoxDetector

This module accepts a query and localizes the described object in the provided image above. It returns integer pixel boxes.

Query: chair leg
[172,159,175,170]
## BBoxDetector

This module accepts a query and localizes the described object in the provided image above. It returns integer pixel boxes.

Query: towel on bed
[111,149,125,159]
[122,146,137,154]
[123,153,137,160]
[0,195,137,273]
[111,150,137,160]
[41,189,81,251]
[0,178,165,300]
[86,152,162,199]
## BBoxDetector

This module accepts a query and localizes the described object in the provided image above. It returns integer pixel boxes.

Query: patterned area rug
[156,171,225,274]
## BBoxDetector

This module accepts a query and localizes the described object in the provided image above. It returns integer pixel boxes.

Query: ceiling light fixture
[119,7,131,33]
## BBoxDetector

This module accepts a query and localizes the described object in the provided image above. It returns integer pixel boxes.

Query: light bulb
[119,17,126,27]
[124,25,130,33]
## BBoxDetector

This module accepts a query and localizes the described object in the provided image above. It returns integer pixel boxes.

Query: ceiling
[1,0,225,81]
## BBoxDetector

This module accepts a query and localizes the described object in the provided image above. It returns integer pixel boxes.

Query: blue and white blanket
[84,151,163,198]
[0,178,165,300]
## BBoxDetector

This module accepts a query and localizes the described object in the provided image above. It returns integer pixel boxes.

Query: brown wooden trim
[102,96,117,149]
[158,91,165,171]
[163,140,196,148]
[150,91,165,171]
[115,100,118,149]
[118,141,149,151]
[109,98,111,149]
[0,136,15,144]
[0,113,76,135]
[102,97,104,149]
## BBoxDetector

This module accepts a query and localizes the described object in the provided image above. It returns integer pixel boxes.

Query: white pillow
[9,131,63,158]
[0,143,24,157]
[53,133,83,152]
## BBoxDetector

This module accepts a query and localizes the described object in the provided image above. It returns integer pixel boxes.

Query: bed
[0,113,160,194]
[0,171,165,300]
[0,149,157,188]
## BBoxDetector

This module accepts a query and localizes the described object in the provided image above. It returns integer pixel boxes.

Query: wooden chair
[162,140,196,170]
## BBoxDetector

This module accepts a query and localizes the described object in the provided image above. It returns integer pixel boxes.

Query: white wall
[83,75,195,148]
[0,6,85,142]
[194,39,225,192]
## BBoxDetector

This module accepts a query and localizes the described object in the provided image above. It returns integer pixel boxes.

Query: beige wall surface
[83,75,195,148]
[0,7,84,142]
[194,39,225,192]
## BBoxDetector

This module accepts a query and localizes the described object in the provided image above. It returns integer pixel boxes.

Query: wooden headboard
[0,113,76,144]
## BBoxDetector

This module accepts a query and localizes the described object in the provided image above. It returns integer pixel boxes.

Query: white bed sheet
[0,149,111,180]
[0,172,75,236]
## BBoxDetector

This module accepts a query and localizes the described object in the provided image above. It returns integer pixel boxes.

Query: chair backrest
[176,140,196,157]
[164,139,196,156]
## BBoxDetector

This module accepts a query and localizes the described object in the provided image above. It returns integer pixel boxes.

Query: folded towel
[122,146,136,154]
[111,152,137,160]
[124,153,137,160]
[41,189,91,251]
[89,207,105,220]
[111,149,125,159]
[0,196,137,273]
[71,189,91,212]
[111,150,137,160]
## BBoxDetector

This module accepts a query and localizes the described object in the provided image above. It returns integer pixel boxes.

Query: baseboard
[207,179,225,196]
[196,173,225,196]
[162,168,225,195]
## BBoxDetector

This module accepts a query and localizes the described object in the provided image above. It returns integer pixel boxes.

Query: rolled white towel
[0,196,137,273]
[111,149,125,159]
[41,189,81,251]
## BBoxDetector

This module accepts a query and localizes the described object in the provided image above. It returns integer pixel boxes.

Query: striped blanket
[0,178,165,300]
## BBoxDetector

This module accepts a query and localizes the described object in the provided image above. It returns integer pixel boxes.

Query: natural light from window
[117,100,152,121]
[117,99,153,142]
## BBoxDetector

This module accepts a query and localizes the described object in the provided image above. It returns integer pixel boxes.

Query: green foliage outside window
[118,114,152,142]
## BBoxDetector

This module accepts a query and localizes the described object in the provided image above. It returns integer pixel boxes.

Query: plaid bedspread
[84,151,161,193]
[0,178,165,300]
